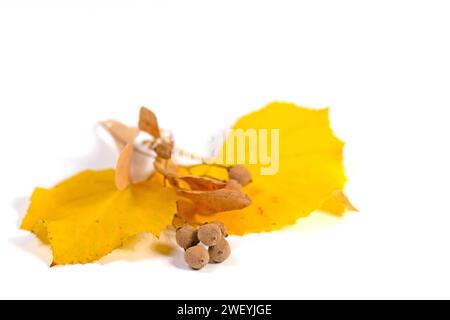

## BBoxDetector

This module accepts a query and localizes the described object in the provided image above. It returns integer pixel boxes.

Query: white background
[1,0,449,300]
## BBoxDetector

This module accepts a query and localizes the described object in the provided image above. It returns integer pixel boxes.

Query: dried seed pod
[228,165,252,186]
[175,224,199,249]
[155,141,173,159]
[184,245,209,270]
[198,223,222,246]
[208,238,231,263]
[139,107,161,138]
[212,221,228,237]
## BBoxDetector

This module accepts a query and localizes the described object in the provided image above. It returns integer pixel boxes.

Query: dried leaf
[102,121,152,186]
[153,160,178,178]
[102,120,138,149]
[155,160,247,214]
[177,102,355,234]
[21,170,178,265]
[177,183,252,215]
[115,142,134,190]
[176,200,197,219]
[154,161,226,191]
[115,129,138,190]
[179,175,226,191]
[139,106,161,138]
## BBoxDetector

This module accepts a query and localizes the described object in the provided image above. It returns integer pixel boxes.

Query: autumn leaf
[177,102,355,234]
[21,170,178,265]
[102,120,138,150]
[20,101,355,266]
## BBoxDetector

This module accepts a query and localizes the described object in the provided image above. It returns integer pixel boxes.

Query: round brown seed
[175,224,199,249]
[198,223,222,246]
[228,165,252,186]
[208,238,231,263]
[212,221,228,237]
[184,245,209,270]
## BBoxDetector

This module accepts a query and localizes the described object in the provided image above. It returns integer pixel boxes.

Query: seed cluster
[175,221,230,270]
[173,165,250,270]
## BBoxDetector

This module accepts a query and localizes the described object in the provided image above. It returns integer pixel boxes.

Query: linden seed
[176,224,199,249]
[212,221,228,237]
[208,238,231,263]
[228,165,252,186]
[198,223,222,246]
[184,245,209,270]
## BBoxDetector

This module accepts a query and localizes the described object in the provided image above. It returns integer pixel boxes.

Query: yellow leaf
[320,190,358,215]
[21,170,178,265]
[178,102,355,234]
